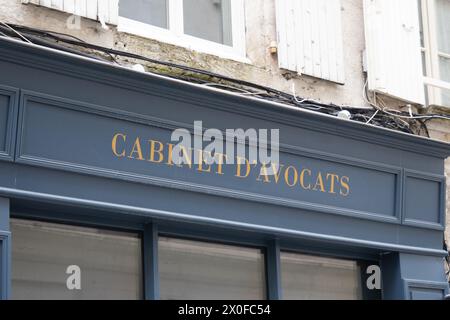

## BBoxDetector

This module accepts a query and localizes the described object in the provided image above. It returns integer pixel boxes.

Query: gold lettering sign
[111,133,351,197]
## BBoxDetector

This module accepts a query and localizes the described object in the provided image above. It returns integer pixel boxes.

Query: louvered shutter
[363,0,425,105]
[21,0,118,25]
[275,0,345,84]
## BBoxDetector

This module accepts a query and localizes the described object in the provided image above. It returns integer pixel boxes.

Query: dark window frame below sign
[9,217,145,300]
[9,209,381,300]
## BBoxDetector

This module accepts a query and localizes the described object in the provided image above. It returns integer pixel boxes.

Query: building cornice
[1,37,450,158]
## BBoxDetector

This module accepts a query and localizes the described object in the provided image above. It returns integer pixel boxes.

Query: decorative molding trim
[403,279,448,300]
[16,90,403,225]
[402,169,446,230]
[0,85,18,162]
[0,186,447,258]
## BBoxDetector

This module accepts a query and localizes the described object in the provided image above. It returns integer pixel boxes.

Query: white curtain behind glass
[158,237,266,300]
[281,252,363,300]
[11,219,142,300]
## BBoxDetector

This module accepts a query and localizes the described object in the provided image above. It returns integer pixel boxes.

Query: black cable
[1,25,413,109]
[0,25,110,62]
[9,23,297,98]
[1,22,446,135]
[7,24,120,63]
[10,23,373,114]
[7,24,353,112]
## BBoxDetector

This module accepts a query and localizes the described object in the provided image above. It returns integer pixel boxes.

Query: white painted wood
[74,0,87,18]
[21,0,40,5]
[424,76,450,91]
[363,0,425,105]
[40,0,52,8]
[318,0,330,81]
[169,0,184,36]
[86,0,97,20]
[51,0,64,11]
[275,0,288,69]
[292,0,304,74]
[97,0,108,24]
[22,0,118,25]
[331,0,345,84]
[108,0,119,25]
[63,0,75,14]
[302,0,313,76]
[311,0,321,78]
[285,0,297,72]
[230,0,246,58]
[275,0,345,84]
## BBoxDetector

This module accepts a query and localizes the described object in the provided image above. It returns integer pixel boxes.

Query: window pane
[120,0,168,29]
[159,237,266,300]
[436,0,450,54]
[183,0,233,45]
[281,252,363,300]
[11,219,143,300]
[439,56,450,106]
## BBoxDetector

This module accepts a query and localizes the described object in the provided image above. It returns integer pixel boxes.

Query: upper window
[118,0,246,61]
[419,0,450,107]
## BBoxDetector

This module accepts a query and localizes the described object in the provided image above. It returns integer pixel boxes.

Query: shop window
[11,219,143,300]
[118,0,246,61]
[419,0,450,107]
[158,237,266,300]
[281,252,363,300]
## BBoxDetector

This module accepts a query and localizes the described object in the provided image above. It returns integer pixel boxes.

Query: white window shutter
[21,0,118,25]
[97,0,119,25]
[363,0,424,105]
[275,0,345,84]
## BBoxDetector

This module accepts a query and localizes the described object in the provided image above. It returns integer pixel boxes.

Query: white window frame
[117,0,248,63]
[420,0,450,107]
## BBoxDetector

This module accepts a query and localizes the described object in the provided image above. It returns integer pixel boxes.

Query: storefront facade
[0,37,449,300]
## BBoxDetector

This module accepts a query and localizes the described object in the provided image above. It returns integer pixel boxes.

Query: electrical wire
[366,110,379,124]
[0,22,32,43]
[2,21,449,134]
[3,23,361,115]
[17,25,120,64]
[364,75,450,121]
[202,82,267,96]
